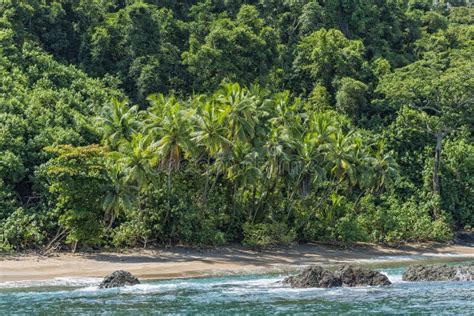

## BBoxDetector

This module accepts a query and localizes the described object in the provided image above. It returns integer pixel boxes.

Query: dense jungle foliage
[0,0,472,251]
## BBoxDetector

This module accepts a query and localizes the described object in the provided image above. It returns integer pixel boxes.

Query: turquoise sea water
[1,263,473,315]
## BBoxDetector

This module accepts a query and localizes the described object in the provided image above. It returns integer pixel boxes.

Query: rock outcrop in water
[99,270,140,288]
[337,265,392,287]
[283,266,342,288]
[402,263,474,282]
[283,265,391,288]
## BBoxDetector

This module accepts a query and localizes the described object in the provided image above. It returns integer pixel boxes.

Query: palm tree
[222,141,263,230]
[368,142,398,193]
[115,132,156,190]
[215,83,259,144]
[327,130,356,183]
[192,100,231,156]
[146,94,193,194]
[269,91,303,138]
[98,98,139,150]
[191,99,232,203]
[102,163,138,229]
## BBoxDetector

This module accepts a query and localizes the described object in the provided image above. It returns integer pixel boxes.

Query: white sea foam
[75,285,99,292]
[0,270,404,296]
[359,255,424,263]
[0,277,101,289]
[118,283,180,294]
[380,271,404,283]
[356,253,474,264]
[421,253,474,258]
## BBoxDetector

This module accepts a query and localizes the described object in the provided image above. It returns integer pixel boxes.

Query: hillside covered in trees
[0,0,472,251]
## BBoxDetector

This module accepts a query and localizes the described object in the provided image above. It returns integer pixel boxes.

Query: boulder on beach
[402,263,474,282]
[283,265,391,288]
[99,270,140,289]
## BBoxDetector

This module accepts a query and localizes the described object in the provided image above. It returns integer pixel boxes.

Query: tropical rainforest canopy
[0,0,472,251]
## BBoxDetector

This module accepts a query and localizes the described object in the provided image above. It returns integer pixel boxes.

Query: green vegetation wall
[0,0,472,251]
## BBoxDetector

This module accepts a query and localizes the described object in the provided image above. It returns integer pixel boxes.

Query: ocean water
[1,264,473,315]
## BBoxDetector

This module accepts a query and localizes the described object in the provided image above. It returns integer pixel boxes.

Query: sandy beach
[1,243,473,282]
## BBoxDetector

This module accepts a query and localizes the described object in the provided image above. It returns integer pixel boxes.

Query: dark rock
[99,270,140,289]
[454,231,474,245]
[338,265,392,287]
[402,263,474,282]
[283,266,341,288]
[283,265,391,288]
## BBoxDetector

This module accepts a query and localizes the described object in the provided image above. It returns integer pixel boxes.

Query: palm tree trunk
[432,131,445,219]
[209,162,222,196]
[297,179,342,231]
[353,191,367,213]
[167,156,173,207]
[226,181,239,234]
[286,173,305,220]
[433,131,443,196]
[256,175,278,219]
[203,156,211,205]
[250,185,257,223]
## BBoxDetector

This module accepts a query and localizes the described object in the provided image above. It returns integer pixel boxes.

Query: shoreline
[1,243,473,282]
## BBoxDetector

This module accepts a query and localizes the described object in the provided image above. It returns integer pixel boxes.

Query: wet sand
[1,243,473,282]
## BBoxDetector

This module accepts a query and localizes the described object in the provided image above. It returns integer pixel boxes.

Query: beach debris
[99,270,141,288]
[283,265,391,288]
[402,263,474,282]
